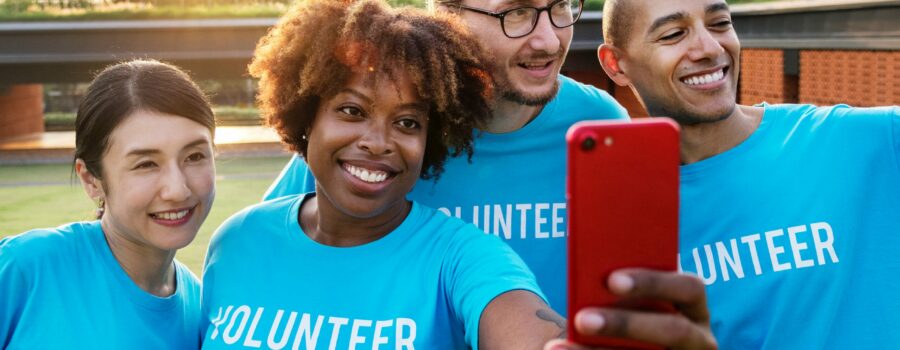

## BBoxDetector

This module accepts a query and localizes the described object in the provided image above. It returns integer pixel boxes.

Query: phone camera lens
[581,136,596,151]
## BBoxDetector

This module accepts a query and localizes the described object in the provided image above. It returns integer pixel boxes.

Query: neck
[482,97,545,134]
[100,219,177,297]
[299,193,411,247]
[679,104,764,164]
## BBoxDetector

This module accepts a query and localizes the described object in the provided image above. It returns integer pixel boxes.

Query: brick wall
[0,84,44,141]
[740,49,798,105]
[800,50,898,107]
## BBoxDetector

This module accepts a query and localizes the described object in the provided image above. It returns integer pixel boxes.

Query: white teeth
[521,62,548,68]
[155,209,189,220]
[346,164,389,183]
[683,69,724,86]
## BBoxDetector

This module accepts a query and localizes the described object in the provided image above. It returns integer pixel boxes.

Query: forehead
[631,0,729,33]
[463,0,552,10]
[107,110,211,156]
[342,70,422,104]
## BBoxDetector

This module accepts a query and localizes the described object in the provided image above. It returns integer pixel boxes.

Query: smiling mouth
[149,206,195,223]
[343,163,394,184]
[518,60,553,70]
[681,67,728,86]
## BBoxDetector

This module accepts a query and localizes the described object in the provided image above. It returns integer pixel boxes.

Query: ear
[598,44,631,87]
[75,159,105,202]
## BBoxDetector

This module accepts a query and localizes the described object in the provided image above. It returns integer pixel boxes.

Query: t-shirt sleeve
[262,154,317,201]
[0,238,29,347]
[442,226,546,349]
[891,106,900,175]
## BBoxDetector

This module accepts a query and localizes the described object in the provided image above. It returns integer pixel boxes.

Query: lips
[149,206,196,227]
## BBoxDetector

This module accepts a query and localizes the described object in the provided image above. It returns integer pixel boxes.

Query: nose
[159,164,191,202]
[357,121,394,156]
[525,10,562,53]
[687,26,725,62]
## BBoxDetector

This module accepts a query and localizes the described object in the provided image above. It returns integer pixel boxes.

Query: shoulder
[766,103,898,135]
[208,194,302,252]
[554,75,628,120]
[0,221,99,267]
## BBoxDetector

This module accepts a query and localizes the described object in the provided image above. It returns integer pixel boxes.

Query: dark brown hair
[249,0,493,179]
[74,60,215,179]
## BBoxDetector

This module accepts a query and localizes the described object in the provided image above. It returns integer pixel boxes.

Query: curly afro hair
[249,0,494,180]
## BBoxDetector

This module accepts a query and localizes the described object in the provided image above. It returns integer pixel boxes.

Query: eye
[186,152,207,163]
[338,105,364,117]
[711,19,733,30]
[505,7,533,22]
[659,29,685,42]
[396,118,422,130]
[133,161,157,170]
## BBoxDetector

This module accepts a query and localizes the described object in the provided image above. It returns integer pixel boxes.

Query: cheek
[186,165,216,199]
[106,175,155,212]
[401,134,428,172]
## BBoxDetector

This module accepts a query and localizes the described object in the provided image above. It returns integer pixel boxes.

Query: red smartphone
[566,118,680,349]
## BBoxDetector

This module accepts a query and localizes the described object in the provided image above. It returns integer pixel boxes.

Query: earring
[95,197,105,218]
[301,134,308,141]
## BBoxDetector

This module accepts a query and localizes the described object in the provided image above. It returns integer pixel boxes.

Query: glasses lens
[550,0,582,27]
[503,7,537,37]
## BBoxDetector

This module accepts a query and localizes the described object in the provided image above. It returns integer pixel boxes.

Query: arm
[478,290,566,350]
[478,269,717,350]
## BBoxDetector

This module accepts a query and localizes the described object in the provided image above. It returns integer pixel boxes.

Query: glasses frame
[441,0,585,39]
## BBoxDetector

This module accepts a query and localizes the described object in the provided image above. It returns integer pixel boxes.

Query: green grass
[0,155,291,275]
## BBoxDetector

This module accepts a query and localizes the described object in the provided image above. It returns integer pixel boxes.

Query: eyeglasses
[440,0,584,39]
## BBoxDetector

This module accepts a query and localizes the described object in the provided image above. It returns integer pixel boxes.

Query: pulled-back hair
[74,60,215,179]
[249,0,493,179]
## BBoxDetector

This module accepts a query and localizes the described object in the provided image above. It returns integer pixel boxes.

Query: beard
[491,51,565,106]
[496,75,560,106]
[637,87,737,126]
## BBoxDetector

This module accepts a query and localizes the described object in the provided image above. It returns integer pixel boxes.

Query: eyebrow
[337,88,428,113]
[124,138,211,157]
[646,1,730,35]
[497,0,533,10]
[647,11,686,35]
[337,88,374,105]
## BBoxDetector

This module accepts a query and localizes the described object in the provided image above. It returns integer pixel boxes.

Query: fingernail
[579,312,606,330]
[610,272,634,293]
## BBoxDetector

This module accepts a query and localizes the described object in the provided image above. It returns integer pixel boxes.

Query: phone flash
[604,136,614,147]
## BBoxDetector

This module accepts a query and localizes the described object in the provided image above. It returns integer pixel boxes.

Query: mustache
[515,50,565,62]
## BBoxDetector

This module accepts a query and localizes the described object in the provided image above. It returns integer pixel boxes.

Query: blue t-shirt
[201,194,543,349]
[0,221,202,349]
[262,76,628,316]
[678,104,900,348]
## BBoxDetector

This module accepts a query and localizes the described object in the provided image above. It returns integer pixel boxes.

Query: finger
[608,269,710,322]
[574,308,717,350]
[543,338,611,350]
